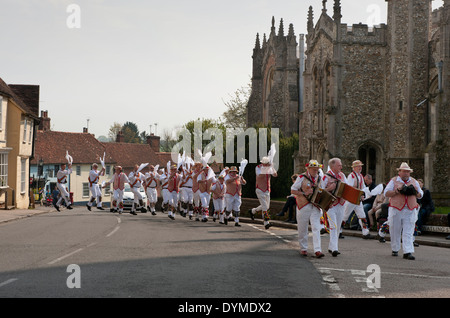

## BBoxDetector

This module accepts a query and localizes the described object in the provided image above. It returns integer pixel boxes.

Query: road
[0,206,449,299]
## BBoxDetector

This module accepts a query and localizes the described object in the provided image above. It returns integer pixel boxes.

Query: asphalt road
[0,206,449,299]
[0,206,327,298]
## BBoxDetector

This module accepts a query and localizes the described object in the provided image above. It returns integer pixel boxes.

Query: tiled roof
[31,130,115,165]
[102,142,170,172]
[0,77,39,119]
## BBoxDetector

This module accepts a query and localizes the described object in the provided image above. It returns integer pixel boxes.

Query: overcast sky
[0,0,444,140]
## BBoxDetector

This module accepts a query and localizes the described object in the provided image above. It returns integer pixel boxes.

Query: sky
[0,0,444,140]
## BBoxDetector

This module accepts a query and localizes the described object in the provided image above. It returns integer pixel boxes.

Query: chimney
[116,130,124,143]
[39,110,50,131]
[146,133,161,152]
[83,127,88,133]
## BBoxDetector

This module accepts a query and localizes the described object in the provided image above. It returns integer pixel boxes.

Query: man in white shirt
[56,163,73,211]
[86,163,105,211]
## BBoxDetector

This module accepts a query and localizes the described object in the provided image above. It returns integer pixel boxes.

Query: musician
[224,166,246,227]
[321,158,347,257]
[342,160,373,239]
[86,163,105,211]
[105,165,129,214]
[144,165,158,215]
[249,157,278,230]
[55,163,74,212]
[384,162,423,260]
[128,164,146,215]
[197,164,213,222]
[167,164,181,220]
[291,160,324,258]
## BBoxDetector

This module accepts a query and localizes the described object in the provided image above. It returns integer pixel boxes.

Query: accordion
[398,184,417,196]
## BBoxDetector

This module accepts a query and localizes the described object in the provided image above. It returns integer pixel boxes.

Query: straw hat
[305,160,322,168]
[397,162,413,172]
[260,157,270,164]
[229,166,238,173]
[351,160,364,168]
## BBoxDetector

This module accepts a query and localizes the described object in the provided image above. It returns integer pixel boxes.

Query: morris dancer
[211,175,226,223]
[342,160,374,239]
[248,156,278,230]
[55,162,73,211]
[128,164,146,215]
[180,164,194,218]
[197,164,214,222]
[192,162,202,221]
[321,158,347,257]
[86,163,105,211]
[144,165,158,215]
[167,164,181,220]
[105,165,129,214]
[224,166,246,226]
[384,162,423,260]
[159,168,170,213]
[291,160,324,258]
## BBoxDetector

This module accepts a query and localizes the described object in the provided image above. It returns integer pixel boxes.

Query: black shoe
[152,211,156,215]
[339,233,345,239]
[332,250,339,257]
[67,205,73,210]
[86,204,91,211]
[97,206,104,210]
[235,223,241,227]
[265,223,272,230]
[224,218,228,225]
[248,209,255,221]
[403,253,415,260]
[379,237,386,243]
[363,233,374,240]
[130,211,137,215]
[413,242,419,247]
[392,251,398,257]
[55,205,60,212]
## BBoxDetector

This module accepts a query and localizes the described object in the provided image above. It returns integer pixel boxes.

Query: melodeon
[334,181,364,205]
[309,187,337,212]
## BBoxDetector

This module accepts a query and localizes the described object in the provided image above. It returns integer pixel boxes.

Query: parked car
[121,184,147,211]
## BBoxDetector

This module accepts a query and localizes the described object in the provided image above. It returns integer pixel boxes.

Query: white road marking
[106,226,120,237]
[0,278,18,288]
[48,248,84,265]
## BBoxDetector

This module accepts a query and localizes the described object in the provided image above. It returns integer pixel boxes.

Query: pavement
[1,205,449,249]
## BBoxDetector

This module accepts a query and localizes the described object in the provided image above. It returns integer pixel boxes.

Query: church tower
[385,0,432,177]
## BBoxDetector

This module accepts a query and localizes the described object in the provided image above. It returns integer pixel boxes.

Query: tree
[221,82,251,129]
[108,122,122,142]
[122,121,141,144]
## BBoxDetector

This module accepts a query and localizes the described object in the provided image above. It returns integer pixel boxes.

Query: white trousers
[181,187,194,204]
[213,197,225,213]
[297,204,322,253]
[162,188,170,205]
[327,203,345,252]
[168,191,178,207]
[343,201,369,236]
[56,183,71,206]
[389,206,417,254]
[112,189,124,211]
[253,188,271,212]
[89,184,102,207]
[146,187,157,204]
[225,193,241,212]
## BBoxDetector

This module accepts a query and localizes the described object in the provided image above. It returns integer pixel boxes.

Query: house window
[0,152,8,187]
[76,166,81,176]
[21,159,27,193]
[23,118,28,143]
[0,96,3,130]
[28,120,33,144]
[82,183,89,197]
[106,165,111,175]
